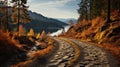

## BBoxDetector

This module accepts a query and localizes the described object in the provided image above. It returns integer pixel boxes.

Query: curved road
[4,37,118,67]
[46,37,118,67]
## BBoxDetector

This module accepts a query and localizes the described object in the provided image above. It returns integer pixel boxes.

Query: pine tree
[41,30,46,39]
[36,33,41,39]
[11,0,31,33]
[11,0,31,23]
[47,32,51,36]
[78,0,90,21]
[0,0,8,31]
[18,24,26,36]
[69,20,74,26]
[107,0,110,23]
[78,0,109,21]
[27,28,34,36]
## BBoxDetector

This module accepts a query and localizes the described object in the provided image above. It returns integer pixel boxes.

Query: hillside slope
[62,10,120,65]
[11,11,67,33]
[65,10,120,46]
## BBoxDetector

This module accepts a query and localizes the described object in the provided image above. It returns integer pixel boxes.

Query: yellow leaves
[66,15,118,44]
[91,17,100,27]
[95,31,105,40]
[45,38,55,46]
[27,28,34,37]
[36,33,41,39]
[75,33,81,38]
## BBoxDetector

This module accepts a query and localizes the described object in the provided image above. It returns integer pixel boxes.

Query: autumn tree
[90,0,107,19]
[36,33,41,39]
[107,0,120,23]
[78,0,120,21]
[18,24,26,36]
[27,28,34,37]
[11,0,31,32]
[69,20,74,26]
[0,0,9,31]
[78,0,90,21]
[107,0,110,23]
[111,0,120,10]
[41,30,46,40]
[47,32,51,36]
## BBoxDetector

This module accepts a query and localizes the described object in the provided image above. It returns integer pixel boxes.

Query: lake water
[50,25,70,36]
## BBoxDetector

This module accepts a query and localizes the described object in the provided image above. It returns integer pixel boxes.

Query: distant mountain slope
[57,18,77,24]
[11,11,68,33]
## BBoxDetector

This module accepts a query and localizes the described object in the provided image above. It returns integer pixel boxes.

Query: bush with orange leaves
[0,30,25,66]
[13,38,55,66]
[27,45,54,59]
[25,38,55,59]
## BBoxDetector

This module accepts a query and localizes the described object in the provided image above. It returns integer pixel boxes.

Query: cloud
[31,0,73,8]
[38,0,72,6]
[28,0,79,19]
[29,6,79,19]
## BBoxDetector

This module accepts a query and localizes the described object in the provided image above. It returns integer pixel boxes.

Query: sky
[28,0,80,19]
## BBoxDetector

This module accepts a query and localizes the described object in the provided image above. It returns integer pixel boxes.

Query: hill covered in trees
[11,11,67,33]
[64,0,120,46]
[0,0,67,33]
[57,18,77,24]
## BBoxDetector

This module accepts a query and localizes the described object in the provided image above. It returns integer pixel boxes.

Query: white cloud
[38,0,72,6]
[31,0,72,8]
[28,0,79,19]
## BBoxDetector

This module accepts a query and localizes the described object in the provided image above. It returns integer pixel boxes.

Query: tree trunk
[107,0,110,23]
[18,0,20,34]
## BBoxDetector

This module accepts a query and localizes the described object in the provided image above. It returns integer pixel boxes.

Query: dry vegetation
[64,10,120,45]
[27,38,55,59]
[11,38,55,67]
[0,29,56,66]
[0,30,26,66]
[61,10,120,64]
[15,45,54,67]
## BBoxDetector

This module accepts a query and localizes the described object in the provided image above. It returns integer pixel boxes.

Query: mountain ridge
[56,18,77,24]
[11,11,68,33]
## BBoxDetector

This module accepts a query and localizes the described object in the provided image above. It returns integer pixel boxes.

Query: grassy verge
[13,38,56,67]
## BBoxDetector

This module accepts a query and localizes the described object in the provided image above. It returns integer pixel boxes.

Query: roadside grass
[12,38,55,66]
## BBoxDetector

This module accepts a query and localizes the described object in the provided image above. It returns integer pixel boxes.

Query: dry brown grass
[13,38,55,67]
[16,45,54,66]
[28,45,54,58]
[0,30,25,66]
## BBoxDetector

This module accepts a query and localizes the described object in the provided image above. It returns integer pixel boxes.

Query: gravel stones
[46,38,75,67]
[47,38,111,67]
